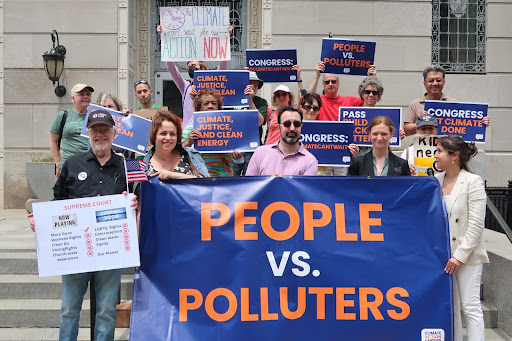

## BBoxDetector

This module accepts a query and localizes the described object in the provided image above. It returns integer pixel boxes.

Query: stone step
[0,274,134,300]
[0,327,129,340]
[0,299,132,328]
[461,301,498,329]
[0,251,135,275]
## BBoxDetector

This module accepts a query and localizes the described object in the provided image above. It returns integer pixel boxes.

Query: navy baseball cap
[416,114,438,128]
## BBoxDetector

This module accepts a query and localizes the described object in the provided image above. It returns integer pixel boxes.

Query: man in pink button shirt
[246,107,318,176]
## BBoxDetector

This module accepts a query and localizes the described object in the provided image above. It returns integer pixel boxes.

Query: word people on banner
[193,110,260,153]
[246,49,297,83]
[160,6,230,62]
[194,70,250,108]
[32,194,140,277]
[338,107,402,147]
[130,176,453,341]
[413,135,444,176]
[81,104,151,154]
[300,121,354,166]
[424,100,487,143]
[321,38,376,76]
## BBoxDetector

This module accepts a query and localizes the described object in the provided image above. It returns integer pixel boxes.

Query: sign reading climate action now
[160,6,230,62]
[81,104,152,154]
[300,121,354,166]
[130,176,454,341]
[424,100,487,143]
[246,49,297,83]
[193,110,260,153]
[194,70,250,108]
[321,38,376,76]
[32,194,140,277]
[338,107,402,147]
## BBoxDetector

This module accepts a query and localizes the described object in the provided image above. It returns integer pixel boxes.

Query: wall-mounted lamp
[42,30,67,97]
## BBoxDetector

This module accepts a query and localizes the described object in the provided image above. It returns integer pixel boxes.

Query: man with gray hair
[403,65,456,136]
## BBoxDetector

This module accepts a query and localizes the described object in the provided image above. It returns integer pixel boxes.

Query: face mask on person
[188,65,198,79]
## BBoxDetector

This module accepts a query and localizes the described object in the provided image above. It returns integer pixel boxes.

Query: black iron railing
[486,181,512,242]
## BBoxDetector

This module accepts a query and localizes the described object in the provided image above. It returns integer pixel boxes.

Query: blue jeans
[59,269,121,341]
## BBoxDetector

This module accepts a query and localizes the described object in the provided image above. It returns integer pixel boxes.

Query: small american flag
[125,159,148,183]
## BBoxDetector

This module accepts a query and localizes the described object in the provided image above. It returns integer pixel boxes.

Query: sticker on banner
[476,134,483,140]
[52,214,78,229]
[250,142,258,148]
[78,172,87,181]
[290,75,297,81]
[390,137,397,143]
[343,156,351,162]
[421,329,444,340]
[241,99,248,104]
[137,145,145,151]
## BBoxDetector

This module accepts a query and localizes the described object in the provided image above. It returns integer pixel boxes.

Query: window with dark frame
[432,0,486,73]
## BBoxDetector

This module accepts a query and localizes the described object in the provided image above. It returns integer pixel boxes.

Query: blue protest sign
[321,38,376,76]
[81,104,151,154]
[246,49,297,83]
[300,121,354,166]
[339,107,402,147]
[131,176,454,341]
[424,101,487,143]
[193,110,260,153]
[194,70,250,108]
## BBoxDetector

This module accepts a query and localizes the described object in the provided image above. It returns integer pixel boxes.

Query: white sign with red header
[33,194,140,277]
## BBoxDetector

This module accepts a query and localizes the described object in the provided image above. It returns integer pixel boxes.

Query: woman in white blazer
[435,135,489,341]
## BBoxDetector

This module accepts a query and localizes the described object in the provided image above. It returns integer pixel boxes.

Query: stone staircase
[0,251,132,340]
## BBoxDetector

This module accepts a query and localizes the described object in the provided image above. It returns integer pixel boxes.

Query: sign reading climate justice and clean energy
[424,100,487,143]
[300,121,354,166]
[321,38,376,76]
[160,6,230,62]
[338,107,402,147]
[193,70,250,108]
[81,104,151,155]
[32,194,140,277]
[193,110,260,153]
[130,176,454,341]
[246,49,297,83]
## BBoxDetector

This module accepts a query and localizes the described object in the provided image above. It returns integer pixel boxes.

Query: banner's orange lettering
[280,287,306,319]
[241,288,259,321]
[386,287,410,320]
[309,287,334,319]
[235,202,258,240]
[201,203,230,240]
[359,287,384,320]
[360,204,383,241]
[303,202,332,240]
[179,289,203,321]
[261,202,300,241]
[335,203,357,241]
[204,288,237,322]
[336,287,357,320]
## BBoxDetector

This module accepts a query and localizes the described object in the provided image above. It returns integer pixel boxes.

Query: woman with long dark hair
[435,135,488,341]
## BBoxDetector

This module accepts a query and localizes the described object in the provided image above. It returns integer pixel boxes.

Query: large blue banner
[300,121,354,166]
[246,49,297,83]
[193,110,260,152]
[81,104,151,154]
[194,70,250,108]
[131,176,454,341]
[424,100,487,143]
[339,107,402,147]
[321,38,376,76]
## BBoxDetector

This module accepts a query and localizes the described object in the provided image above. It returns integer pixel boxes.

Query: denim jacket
[143,144,209,178]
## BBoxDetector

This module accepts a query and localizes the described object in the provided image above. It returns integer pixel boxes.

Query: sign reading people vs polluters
[160,6,230,62]
[321,38,376,76]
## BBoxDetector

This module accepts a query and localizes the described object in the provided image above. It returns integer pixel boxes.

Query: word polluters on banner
[160,6,230,61]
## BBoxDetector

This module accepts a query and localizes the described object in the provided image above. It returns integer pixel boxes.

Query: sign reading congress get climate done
[160,6,230,62]
[130,176,454,341]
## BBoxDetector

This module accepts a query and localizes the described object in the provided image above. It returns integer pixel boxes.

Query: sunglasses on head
[134,80,149,88]
[303,104,321,112]
[364,89,379,96]
[281,120,302,128]
[324,80,337,85]
[275,92,289,98]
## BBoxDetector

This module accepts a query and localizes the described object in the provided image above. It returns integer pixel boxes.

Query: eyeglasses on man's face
[281,120,302,128]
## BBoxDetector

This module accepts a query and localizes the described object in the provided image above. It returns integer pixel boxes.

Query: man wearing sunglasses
[134,80,161,111]
[307,61,377,122]
[246,106,318,176]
